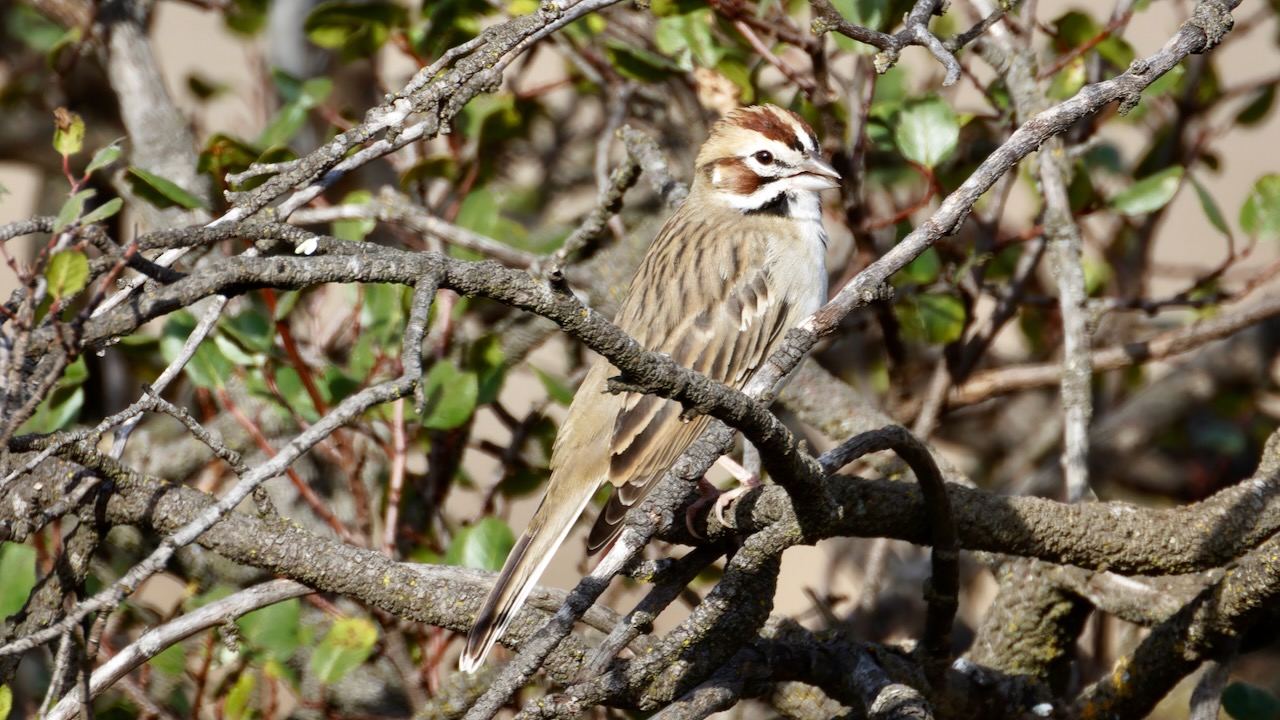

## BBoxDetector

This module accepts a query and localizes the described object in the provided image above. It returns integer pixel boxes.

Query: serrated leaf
[445,518,515,571]
[53,108,85,156]
[86,143,123,174]
[0,544,37,618]
[238,598,301,662]
[1222,681,1280,720]
[54,189,94,233]
[80,197,123,226]
[1108,166,1183,215]
[310,618,377,685]
[126,167,208,210]
[1189,176,1230,237]
[420,362,479,430]
[47,250,90,299]
[895,97,959,168]
[1240,174,1280,241]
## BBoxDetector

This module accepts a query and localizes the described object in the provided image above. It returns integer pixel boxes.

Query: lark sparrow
[460,104,840,672]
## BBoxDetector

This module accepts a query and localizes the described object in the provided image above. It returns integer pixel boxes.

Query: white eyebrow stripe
[779,112,815,153]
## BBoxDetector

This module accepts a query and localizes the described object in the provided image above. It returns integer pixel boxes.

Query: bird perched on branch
[460,104,841,672]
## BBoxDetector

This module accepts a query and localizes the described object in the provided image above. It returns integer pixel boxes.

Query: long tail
[459,475,598,672]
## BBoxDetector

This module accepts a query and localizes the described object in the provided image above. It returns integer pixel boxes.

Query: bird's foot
[685,469,762,538]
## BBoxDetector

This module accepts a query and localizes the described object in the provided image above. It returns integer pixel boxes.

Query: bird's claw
[686,475,762,538]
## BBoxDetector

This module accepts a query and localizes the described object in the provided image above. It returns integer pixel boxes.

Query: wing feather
[586,211,801,552]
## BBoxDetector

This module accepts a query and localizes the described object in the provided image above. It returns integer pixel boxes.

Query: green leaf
[220,309,275,354]
[161,310,233,390]
[359,283,408,346]
[1095,36,1135,69]
[604,39,682,82]
[1236,85,1276,126]
[86,143,123,174]
[534,366,575,406]
[224,671,256,720]
[17,357,88,434]
[454,189,499,236]
[1240,174,1280,241]
[304,1,407,60]
[897,293,966,345]
[0,544,37,618]
[320,366,360,405]
[225,0,269,34]
[1047,56,1087,100]
[81,197,123,226]
[649,0,705,14]
[148,642,188,677]
[46,250,90,300]
[1189,176,1231,238]
[826,0,888,50]
[7,5,66,51]
[125,167,208,210]
[896,247,941,285]
[0,685,11,718]
[54,189,94,233]
[272,367,320,422]
[1222,681,1280,720]
[470,335,508,405]
[895,97,959,168]
[237,597,301,662]
[19,387,84,435]
[446,518,515,571]
[1050,10,1096,48]
[310,617,377,685]
[1108,166,1184,215]
[420,361,479,430]
[200,134,262,183]
[654,10,721,70]
[334,190,375,241]
[53,109,85,156]
[256,102,309,150]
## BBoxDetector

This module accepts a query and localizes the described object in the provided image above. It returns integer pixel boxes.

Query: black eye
[753,150,774,165]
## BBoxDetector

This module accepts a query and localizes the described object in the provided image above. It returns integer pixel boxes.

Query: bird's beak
[796,154,841,191]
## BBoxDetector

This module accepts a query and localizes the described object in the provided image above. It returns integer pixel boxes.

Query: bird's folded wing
[586,222,794,551]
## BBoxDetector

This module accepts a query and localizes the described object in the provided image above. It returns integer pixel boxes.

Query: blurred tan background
[1,0,1276,713]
